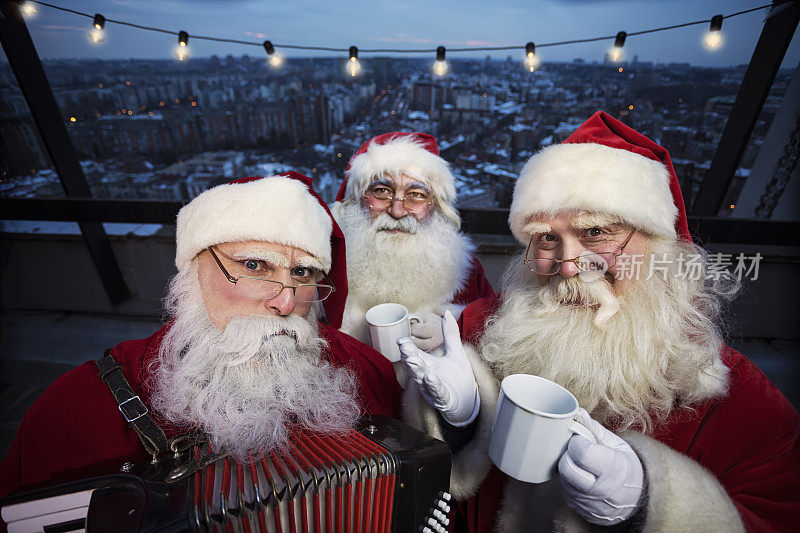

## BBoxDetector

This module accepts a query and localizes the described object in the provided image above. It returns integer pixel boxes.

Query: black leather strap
[97,349,169,458]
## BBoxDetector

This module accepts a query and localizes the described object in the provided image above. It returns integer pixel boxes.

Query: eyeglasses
[523,229,636,276]
[364,185,432,213]
[207,247,335,302]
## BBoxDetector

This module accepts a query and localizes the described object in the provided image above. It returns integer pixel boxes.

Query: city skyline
[10,0,800,69]
[3,52,793,220]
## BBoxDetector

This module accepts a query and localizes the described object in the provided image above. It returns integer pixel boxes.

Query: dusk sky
[11,0,800,69]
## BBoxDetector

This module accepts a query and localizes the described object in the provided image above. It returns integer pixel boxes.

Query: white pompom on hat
[509,111,692,245]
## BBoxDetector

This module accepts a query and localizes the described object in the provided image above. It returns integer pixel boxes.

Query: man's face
[526,213,649,296]
[362,173,433,222]
[196,240,321,329]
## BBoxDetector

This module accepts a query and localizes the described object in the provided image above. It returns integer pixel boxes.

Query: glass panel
[726,35,800,221]
[2,1,795,216]
[0,46,59,197]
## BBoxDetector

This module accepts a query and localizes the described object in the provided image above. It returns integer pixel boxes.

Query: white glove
[557,408,645,526]
[410,311,445,352]
[397,311,480,426]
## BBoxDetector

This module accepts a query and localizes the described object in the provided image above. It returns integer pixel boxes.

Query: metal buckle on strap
[119,395,148,423]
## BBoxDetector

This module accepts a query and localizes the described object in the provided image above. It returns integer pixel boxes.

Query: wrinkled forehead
[369,172,432,194]
[214,240,326,271]
[523,211,628,235]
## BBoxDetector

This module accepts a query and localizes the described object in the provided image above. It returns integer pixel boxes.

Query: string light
[263,40,282,67]
[433,46,447,76]
[347,46,361,77]
[524,42,538,72]
[89,14,105,44]
[704,14,723,50]
[20,1,37,17]
[176,30,189,61]
[18,1,772,66]
[609,31,626,62]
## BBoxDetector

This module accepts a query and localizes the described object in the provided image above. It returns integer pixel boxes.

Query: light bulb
[704,15,724,50]
[609,31,626,63]
[347,60,361,77]
[263,41,281,67]
[89,28,105,43]
[21,2,37,17]
[176,31,189,61]
[433,60,448,76]
[704,30,723,49]
[525,52,539,72]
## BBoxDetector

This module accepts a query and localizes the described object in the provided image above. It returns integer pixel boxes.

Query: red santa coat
[403,294,800,532]
[0,322,402,500]
[452,256,495,306]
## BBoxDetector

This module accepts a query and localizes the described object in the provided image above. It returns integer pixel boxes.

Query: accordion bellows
[1,416,453,533]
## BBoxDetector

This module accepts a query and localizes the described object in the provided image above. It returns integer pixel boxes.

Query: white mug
[364,303,422,362]
[488,374,595,484]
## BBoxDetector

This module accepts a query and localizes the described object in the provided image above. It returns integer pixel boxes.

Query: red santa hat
[335,132,457,210]
[510,111,692,245]
[175,172,349,328]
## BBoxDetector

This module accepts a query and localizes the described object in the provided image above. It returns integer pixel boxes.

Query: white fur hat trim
[509,142,678,244]
[345,136,456,205]
[175,175,332,270]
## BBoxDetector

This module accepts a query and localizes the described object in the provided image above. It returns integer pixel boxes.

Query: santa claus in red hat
[0,173,401,499]
[331,132,494,377]
[398,112,800,531]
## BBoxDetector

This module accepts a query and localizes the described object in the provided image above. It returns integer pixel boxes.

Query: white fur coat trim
[345,135,457,206]
[509,142,678,245]
[621,431,744,532]
[176,175,332,270]
[401,345,499,500]
[496,431,744,532]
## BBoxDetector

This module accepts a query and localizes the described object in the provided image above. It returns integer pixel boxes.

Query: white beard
[149,264,361,461]
[336,202,474,342]
[480,242,732,432]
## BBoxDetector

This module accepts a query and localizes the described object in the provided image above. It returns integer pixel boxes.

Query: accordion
[1,415,452,533]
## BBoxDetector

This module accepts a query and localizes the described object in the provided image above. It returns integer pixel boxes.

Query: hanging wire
[25,1,772,54]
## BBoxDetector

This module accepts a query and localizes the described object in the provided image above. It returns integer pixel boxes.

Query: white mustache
[219,315,311,366]
[372,213,420,233]
[537,276,620,329]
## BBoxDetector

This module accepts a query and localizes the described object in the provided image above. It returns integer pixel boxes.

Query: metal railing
[1,0,799,306]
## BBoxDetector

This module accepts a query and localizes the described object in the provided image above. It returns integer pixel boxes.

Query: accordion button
[167,464,191,481]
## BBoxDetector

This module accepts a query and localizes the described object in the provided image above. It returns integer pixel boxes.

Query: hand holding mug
[365,303,422,362]
[397,311,480,427]
[489,374,596,484]
[409,311,445,352]
[557,408,644,526]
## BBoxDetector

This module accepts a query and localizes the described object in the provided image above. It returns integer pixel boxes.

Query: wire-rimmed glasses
[364,185,432,213]
[523,229,636,276]
[208,247,335,302]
